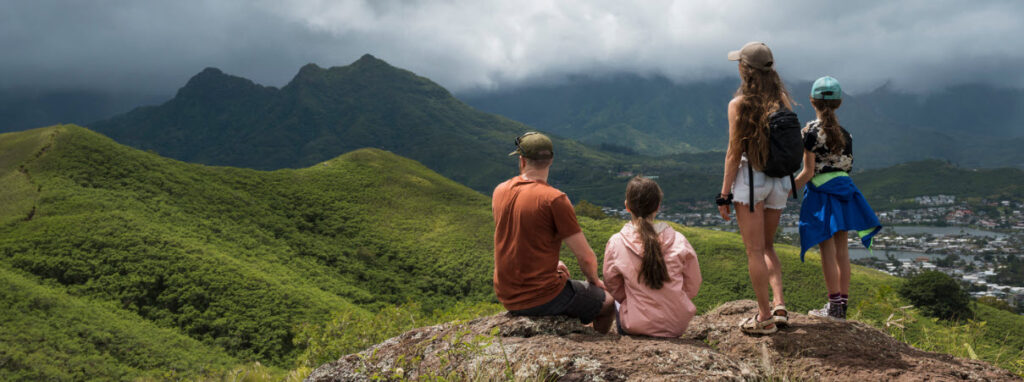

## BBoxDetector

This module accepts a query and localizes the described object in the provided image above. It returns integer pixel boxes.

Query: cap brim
[727,50,741,61]
[508,149,520,157]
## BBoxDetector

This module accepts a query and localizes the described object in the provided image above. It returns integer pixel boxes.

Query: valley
[1,57,1022,381]
[2,124,1022,379]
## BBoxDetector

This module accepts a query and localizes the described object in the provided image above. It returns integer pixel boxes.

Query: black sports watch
[715,193,734,206]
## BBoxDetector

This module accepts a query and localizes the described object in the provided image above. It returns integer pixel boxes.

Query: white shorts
[732,158,792,210]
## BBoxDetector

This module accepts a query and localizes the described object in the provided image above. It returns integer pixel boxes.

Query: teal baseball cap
[811,76,842,100]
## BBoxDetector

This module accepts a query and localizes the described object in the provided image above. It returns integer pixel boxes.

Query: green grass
[0,125,1020,379]
[562,218,896,315]
[0,265,238,381]
[0,125,499,370]
[557,217,1022,375]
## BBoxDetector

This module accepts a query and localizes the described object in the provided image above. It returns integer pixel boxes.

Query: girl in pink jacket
[603,176,702,337]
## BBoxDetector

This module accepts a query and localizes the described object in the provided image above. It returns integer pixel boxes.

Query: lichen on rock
[306,300,1018,381]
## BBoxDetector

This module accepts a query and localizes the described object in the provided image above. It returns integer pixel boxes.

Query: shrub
[898,271,972,321]
[975,296,1013,313]
[574,200,609,220]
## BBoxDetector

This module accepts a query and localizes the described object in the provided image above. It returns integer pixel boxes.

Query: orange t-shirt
[492,176,582,310]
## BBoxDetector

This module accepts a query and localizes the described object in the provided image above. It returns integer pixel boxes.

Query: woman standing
[717,41,795,335]
[794,76,882,320]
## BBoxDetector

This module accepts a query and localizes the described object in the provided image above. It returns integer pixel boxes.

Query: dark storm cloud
[2,0,1022,95]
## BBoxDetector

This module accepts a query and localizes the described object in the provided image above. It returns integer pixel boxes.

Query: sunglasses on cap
[514,131,540,148]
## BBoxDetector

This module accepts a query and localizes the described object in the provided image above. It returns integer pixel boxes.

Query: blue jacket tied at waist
[799,174,881,262]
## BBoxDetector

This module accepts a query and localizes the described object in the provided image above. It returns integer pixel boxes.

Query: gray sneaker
[809,302,846,321]
[808,302,831,318]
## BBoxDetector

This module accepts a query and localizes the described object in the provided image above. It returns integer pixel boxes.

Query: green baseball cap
[509,132,553,159]
[811,76,842,100]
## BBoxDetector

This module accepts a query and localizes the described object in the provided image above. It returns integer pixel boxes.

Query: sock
[839,294,849,306]
[828,293,841,304]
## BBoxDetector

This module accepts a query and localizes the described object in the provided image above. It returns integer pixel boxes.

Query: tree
[898,271,972,321]
[934,254,960,268]
[575,200,609,220]
[976,296,1013,313]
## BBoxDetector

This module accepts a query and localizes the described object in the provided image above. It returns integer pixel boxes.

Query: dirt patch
[307,300,1019,381]
[687,300,1017,381]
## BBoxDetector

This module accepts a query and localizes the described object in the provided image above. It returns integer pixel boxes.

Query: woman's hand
[718,203,732,221]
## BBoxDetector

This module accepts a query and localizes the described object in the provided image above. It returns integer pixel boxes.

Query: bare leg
[592,293,616,334]
[833,232,850,295]
[735,201,772,321]
[762,208,785,307]
[818,235,840,294]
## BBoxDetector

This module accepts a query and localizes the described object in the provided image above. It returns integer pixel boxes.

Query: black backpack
[745,108,802,211]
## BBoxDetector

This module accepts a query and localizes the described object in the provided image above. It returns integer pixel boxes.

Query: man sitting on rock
[492,132,615,333]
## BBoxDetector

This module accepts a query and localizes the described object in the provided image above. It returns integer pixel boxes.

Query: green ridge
[0,125,498,368]
[0,125,1020,379]
[0,265,238,381]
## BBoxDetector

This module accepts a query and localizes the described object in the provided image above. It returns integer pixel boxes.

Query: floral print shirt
[802,120,853,174]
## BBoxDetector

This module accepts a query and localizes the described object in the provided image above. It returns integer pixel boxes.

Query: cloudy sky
[2,0,1022,95]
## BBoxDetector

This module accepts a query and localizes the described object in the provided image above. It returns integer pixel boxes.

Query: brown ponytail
[626,176,668,290]
[811,98,845,155]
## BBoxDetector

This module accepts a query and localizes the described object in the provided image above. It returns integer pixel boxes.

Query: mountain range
[88,55,625,199]
[3,56,1022,213]
[462,74,1024,169]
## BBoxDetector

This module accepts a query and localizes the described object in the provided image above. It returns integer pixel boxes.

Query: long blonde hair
[731,63,794,171]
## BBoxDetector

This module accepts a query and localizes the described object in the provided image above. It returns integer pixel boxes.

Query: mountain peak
[353,53,387,67]
[296,63,324,77]
[177,67,265,99]
[185,67,230,86]
[198,67,224,76]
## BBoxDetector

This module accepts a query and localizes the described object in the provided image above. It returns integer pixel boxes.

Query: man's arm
[563,231,606,290]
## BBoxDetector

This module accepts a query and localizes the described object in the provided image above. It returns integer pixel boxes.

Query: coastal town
[602,195,1024,314]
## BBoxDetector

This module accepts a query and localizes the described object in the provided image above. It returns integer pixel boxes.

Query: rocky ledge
[307,300,1018,381]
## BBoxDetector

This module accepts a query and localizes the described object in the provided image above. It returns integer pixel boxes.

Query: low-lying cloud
[2,0,1022,95]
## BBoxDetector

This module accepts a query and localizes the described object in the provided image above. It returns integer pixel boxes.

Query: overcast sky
[2,0,1022,95]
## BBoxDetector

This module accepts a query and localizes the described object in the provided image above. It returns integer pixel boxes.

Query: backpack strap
[790,174,798,200]
[748,162,755,212]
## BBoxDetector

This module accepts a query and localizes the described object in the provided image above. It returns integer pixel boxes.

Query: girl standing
[603,176,702,337]
[794,76,882,320]
[717,41,795,334]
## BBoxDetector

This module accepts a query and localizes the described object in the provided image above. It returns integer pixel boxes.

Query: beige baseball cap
[728,41,774,72]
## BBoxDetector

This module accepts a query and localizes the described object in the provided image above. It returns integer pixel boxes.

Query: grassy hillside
[0,265,238,381]
[853,160,1024,208]
[563,217,1022,375]
[0,125,501,371]
[1,125,1020,379]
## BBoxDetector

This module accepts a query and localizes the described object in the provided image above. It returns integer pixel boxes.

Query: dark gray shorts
[509,280,606,324]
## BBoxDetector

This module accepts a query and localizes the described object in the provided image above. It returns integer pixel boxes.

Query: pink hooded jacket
[603,222,702,337]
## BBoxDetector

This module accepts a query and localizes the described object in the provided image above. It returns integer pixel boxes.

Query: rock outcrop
[307,300,1019,381]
